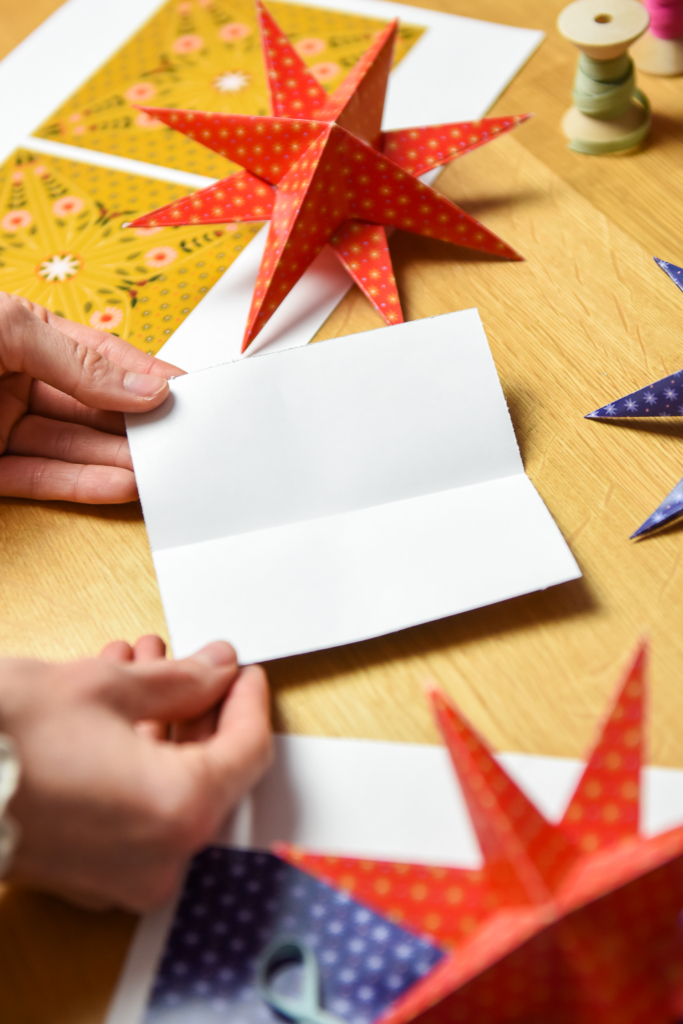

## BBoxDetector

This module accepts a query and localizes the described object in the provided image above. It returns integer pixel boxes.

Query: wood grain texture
[2,0,683,1019]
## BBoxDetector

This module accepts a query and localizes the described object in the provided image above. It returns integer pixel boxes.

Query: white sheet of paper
[105,731,683,1024]
[0,0,542,369]
[127,309,579,663]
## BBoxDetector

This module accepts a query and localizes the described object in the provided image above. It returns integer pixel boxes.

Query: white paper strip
[21,136,218,190]
[158,226,352,369]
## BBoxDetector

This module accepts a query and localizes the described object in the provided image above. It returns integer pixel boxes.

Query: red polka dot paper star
[129,1,529,352]
[277,641,683,1024]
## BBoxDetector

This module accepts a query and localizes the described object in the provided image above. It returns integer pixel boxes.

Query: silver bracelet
[0,734,20,878]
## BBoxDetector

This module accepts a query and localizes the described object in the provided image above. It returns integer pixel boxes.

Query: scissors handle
[256,936,346,1024]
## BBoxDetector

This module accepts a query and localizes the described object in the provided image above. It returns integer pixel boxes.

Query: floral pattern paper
[34,0,424,179]
[0,149,262,354]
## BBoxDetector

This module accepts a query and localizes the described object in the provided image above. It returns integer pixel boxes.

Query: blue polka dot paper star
[586,258,683,539]
[143,847,443,1024]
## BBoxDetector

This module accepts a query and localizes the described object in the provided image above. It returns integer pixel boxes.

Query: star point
[129,2,529,350]
[277,640,683,1024]
[586,258,683,537]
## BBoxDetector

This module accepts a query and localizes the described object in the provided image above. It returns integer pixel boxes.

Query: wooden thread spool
[632,0,683,76]
[558,0,651,154]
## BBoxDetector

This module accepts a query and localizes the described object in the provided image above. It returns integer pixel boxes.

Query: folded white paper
[106,732,683,1024]
[127,309,580,662]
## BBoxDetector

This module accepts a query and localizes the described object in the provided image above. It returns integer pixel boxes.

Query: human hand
[0,638,272,911]
[0,292,183,503]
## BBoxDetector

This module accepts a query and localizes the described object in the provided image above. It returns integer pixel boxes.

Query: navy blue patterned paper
[631,475,683,538]
[655,257,683,294]
[586,368,683,419]
[143,847,443,1024]
[585,258,683,537]
[586,259,683,420]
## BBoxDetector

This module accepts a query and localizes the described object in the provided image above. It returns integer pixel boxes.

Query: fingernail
[193,642,238,668]
[123,371,168,398]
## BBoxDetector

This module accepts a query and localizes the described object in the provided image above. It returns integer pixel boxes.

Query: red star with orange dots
[277,642,683,1024]
[130,1,529,352]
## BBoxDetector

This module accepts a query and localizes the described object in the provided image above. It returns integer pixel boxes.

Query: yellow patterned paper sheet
[0,149,262,355]
[2,0,425,354]
[34,0,424,178]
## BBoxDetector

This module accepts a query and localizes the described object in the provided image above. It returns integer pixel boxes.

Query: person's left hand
[0,292,183,504]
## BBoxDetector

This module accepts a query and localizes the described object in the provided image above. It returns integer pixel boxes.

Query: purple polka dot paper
[143,847,443,1024]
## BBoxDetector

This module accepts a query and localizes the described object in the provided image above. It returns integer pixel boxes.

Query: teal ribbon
[256,936,346,1024]
[569,53,651,155]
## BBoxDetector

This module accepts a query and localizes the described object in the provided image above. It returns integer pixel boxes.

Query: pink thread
[643,0,683,40]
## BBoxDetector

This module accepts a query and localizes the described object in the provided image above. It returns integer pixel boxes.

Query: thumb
[102,643,240,722]
[0,295,169,412]
[203,664,273,785]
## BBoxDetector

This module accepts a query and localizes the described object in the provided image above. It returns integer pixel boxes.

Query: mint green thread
[256,938,345,1024]
[569,53,650,155]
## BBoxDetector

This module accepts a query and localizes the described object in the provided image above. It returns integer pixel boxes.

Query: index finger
[2,293,185,379]
[45,312,185,379]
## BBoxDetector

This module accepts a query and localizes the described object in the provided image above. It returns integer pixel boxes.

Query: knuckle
[81,659,126,700]
[25,458,48,500]
[73,344,112,386]
[0,294,29,352]
[71,464,91,504]
[0,292,24,320]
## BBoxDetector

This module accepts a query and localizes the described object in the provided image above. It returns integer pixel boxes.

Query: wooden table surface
[3,0,683,1019]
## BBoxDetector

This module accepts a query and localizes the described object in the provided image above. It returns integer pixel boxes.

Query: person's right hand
[0,639,272,911]
[0,292,182,504]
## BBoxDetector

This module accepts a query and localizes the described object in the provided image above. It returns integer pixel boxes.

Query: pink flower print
[133,226,163,237]
[198,0,213,6]
[172,33,204,53]
[144,245,178,268]
[295,37,326,57]
[310,61,341,82]
[1,209,32,231]
[32,164,49,178]
[72,125,86,136]
[68,112,82,123]
[89,306,124,331]
[136,111,164,130]
[52,195,84,217]
[11,171,24,186]
[124,82,157,104]
[219,22,252,42]
[177,1,191,12]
